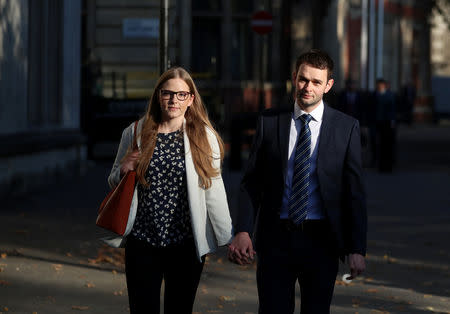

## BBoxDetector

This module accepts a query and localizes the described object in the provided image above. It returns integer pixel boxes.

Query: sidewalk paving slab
[1,124,449,314]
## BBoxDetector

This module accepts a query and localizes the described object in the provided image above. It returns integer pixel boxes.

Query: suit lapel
[278,111,292,181]
[317,104,334,166]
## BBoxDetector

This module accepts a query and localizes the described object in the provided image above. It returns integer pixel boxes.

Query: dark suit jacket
[235,104,367,257]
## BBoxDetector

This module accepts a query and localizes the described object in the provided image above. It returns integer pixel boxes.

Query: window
[191,18,221,79]
[192,0,221,11]
[231,19,254,80]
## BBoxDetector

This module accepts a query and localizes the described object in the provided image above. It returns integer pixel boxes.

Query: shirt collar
[293,100,324,122]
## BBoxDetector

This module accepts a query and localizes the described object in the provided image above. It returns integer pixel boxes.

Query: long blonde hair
[135,67,224,189]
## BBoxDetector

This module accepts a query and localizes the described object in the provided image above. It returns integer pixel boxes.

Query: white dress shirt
[280,100,326,220]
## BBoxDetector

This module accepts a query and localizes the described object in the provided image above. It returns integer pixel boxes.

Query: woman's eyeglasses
[160,90,192,101]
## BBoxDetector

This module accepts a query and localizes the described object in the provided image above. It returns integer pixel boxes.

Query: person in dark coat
[228,49,367,314]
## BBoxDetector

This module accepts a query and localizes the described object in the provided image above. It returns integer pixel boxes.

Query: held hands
[120,150,140,177]
[348,253,366,280]
[227,232,256,265]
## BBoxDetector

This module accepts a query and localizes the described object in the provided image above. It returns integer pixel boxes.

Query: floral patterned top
[131,129,193,247]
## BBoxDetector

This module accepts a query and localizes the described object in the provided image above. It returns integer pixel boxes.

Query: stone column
[61,0,81,129]
[179,0,191,68]
[0,0,29,134]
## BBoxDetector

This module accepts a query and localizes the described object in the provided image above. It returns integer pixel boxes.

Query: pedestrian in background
[108,67,233,314]
[337,78,363,122]
[228,49,367,314]
[372,78,397,172]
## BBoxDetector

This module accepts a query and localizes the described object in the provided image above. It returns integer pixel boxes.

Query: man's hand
[348,253,365,279]
[120,150,140,177]
[227,232,256,265]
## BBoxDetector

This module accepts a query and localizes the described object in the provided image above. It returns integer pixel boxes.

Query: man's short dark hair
[295,49,334,80]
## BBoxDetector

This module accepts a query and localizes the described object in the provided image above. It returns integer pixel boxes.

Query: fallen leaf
[1,253,6,259]
[72,305,89,310]
[216,258,224,264]
[219,296,235,302]
[365,289,379,293]
[335,279,354,286]
[2,306,9,311]
[88,246,125,267]
[52,264,63,272]
[85,282,95,288]
[66,253,73,257]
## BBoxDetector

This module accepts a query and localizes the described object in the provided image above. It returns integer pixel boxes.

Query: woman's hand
[120,150,140,177]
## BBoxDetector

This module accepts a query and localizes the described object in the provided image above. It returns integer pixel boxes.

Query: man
[337,78,363,123]
[372,78,396,172]
[228,49,367,314]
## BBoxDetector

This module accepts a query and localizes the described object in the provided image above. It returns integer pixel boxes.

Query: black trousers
[256,220,339,314]
[125,235,205,314]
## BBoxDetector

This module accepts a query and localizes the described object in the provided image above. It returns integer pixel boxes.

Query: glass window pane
[231,20,253,80]
[192,0,221,11]
[231,0,253,13]
[191,18,221,79]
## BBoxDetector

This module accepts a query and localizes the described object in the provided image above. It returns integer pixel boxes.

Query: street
[1,124,449,314]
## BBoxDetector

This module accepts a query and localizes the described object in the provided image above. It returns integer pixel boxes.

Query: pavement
[1,123,450,314]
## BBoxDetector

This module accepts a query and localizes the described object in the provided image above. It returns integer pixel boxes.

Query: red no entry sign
[251,11,273,35]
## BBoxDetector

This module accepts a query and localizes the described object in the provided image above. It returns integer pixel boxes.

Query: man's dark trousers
[256,220,339,314]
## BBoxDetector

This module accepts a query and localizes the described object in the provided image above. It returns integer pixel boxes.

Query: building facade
[1,0,439,195]
[320,0,434,122]
[0,0,83,197]
[430,0,450,118]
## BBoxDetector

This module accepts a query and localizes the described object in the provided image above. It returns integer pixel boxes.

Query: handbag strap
[132,120,138,150]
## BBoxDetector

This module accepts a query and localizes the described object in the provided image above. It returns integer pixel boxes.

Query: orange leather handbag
[96,121,138,235]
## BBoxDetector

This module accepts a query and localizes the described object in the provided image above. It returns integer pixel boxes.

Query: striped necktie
[288,114,312,225]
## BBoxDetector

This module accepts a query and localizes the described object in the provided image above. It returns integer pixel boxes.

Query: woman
[107,67,233,313]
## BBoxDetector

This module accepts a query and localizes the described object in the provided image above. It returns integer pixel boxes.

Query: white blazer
[102,118,233,261]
